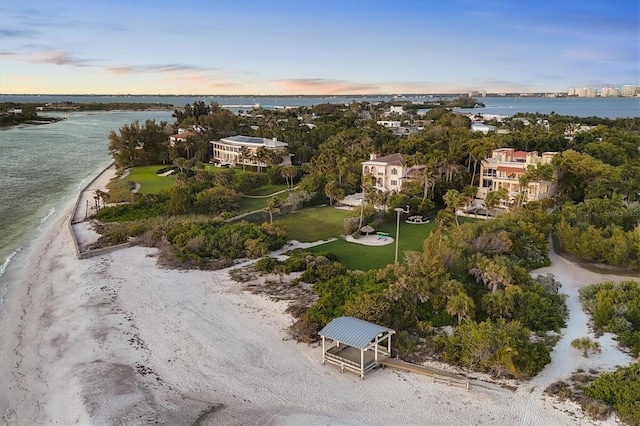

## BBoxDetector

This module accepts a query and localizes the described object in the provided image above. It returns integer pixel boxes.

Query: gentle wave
[0,248,21,280]
[38,207,56,228]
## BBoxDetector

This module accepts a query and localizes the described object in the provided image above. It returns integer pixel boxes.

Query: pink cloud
[273,79,379,95]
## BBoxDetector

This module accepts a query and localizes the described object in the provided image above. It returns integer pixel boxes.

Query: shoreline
[1,168,637,424]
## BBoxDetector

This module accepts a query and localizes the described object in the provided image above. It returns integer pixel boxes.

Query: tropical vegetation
[92,99,638,382]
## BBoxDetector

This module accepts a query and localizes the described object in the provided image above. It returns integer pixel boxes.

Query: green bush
[584,364,640,425]
[438,319,551,378]
[393,330,420,359]
[579,280,640,356]
[254,256,281,273]
[284,257,307,273]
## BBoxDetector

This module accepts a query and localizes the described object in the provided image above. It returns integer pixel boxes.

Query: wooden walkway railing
[380,358,470,390]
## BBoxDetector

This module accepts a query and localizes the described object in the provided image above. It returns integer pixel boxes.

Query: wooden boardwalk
[380,358,470,390]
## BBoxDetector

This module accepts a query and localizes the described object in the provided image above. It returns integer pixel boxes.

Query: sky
[0,0,638,95]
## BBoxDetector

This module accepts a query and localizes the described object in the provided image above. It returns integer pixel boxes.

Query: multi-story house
[168,129,198,147]
[476,148,558,205]
[210,135,292,168]
[361,153,423,193]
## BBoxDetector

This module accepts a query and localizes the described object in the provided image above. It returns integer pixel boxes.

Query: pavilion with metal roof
[319,316,395,379]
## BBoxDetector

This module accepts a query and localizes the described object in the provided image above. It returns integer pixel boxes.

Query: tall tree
[446,292,475,325]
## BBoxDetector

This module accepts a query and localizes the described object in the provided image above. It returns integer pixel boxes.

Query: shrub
[544,380,574,401]
[582,398,613,421]
[393,330,419,359]
[584,364,640,425]
[253,256,281,274]
[283,257,307,273]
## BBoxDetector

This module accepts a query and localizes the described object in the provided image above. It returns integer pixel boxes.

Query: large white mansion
[210,135,292,168]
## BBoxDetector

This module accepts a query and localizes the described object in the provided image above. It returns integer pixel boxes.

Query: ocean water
[0,110,173,285]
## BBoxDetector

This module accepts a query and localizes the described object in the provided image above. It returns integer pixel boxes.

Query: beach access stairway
[323,342,470,390]
[379,358,470,390]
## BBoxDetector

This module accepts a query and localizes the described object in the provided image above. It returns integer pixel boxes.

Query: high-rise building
[621,85,639,97]
[600,86,620,97]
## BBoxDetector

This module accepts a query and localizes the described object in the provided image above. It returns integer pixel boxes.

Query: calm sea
[0,95,638,290]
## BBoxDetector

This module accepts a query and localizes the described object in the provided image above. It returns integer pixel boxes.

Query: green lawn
[274,206,438,271]
[274,206,352,242]
[125,165,176,194]
[237,191,289,213]
[307,218,436,271]
[245,184,289,196]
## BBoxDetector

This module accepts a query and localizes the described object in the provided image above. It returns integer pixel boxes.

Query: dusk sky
[0,0,638,95]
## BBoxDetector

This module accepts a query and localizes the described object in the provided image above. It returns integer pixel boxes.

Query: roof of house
[363,153,404,166]
[319,316,395,350]
[217,135,288,148]
[169,131,197,139]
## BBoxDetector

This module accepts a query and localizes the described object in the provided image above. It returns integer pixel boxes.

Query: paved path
[72,163,117,224]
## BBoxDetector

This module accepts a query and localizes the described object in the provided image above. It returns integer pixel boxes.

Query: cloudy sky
[0,0,638,95]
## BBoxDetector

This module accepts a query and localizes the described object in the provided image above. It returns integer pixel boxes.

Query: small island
[0,101,174,128]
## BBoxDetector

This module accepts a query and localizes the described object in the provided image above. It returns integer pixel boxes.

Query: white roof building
[210,135,292,167]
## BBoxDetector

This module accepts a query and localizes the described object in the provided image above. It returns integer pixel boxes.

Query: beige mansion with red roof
[477,148,558,204]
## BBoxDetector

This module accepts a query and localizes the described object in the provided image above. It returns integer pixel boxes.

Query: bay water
[0,110,173,293]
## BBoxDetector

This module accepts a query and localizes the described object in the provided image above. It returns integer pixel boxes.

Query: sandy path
[0,204,636,424]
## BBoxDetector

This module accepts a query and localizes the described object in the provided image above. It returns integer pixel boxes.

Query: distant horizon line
[0,92,599,97]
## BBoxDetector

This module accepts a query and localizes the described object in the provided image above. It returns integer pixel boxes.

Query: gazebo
[319,316,395,379]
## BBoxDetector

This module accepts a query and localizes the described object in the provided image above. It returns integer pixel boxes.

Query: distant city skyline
[0,0,638,95]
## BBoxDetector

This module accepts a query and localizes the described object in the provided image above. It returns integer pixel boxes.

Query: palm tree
[281,165,297,189]
[468,139,493,186]
[443,189,466,227]
[446,292,475,325]
[94,189,109,209]
[469,254,513,293]
[484,187,508,218]
[239,146,251,170]
[571,337,601,358]
[264,196,281,224]
[255,146,268,172]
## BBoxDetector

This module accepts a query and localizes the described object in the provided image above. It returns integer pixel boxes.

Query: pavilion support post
[321,336,326,365]
[360,350,365,379]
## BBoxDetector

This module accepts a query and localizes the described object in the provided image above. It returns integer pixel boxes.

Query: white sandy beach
[0,179,637,425]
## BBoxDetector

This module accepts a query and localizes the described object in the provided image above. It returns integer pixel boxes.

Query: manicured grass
[237,192,289,213]
[245,184,289,196]
[274,206,438,270]
[274,206,352,242]
[125,165,176,194]
[307,219,436,271]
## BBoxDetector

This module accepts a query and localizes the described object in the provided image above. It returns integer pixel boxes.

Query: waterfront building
[621,85,639,97]
[477,148,558,206]
[600,86,620,97]
[361,153,423,193]
[210,135,292,168]
[568,87,598,97]
[168,129,198,147]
